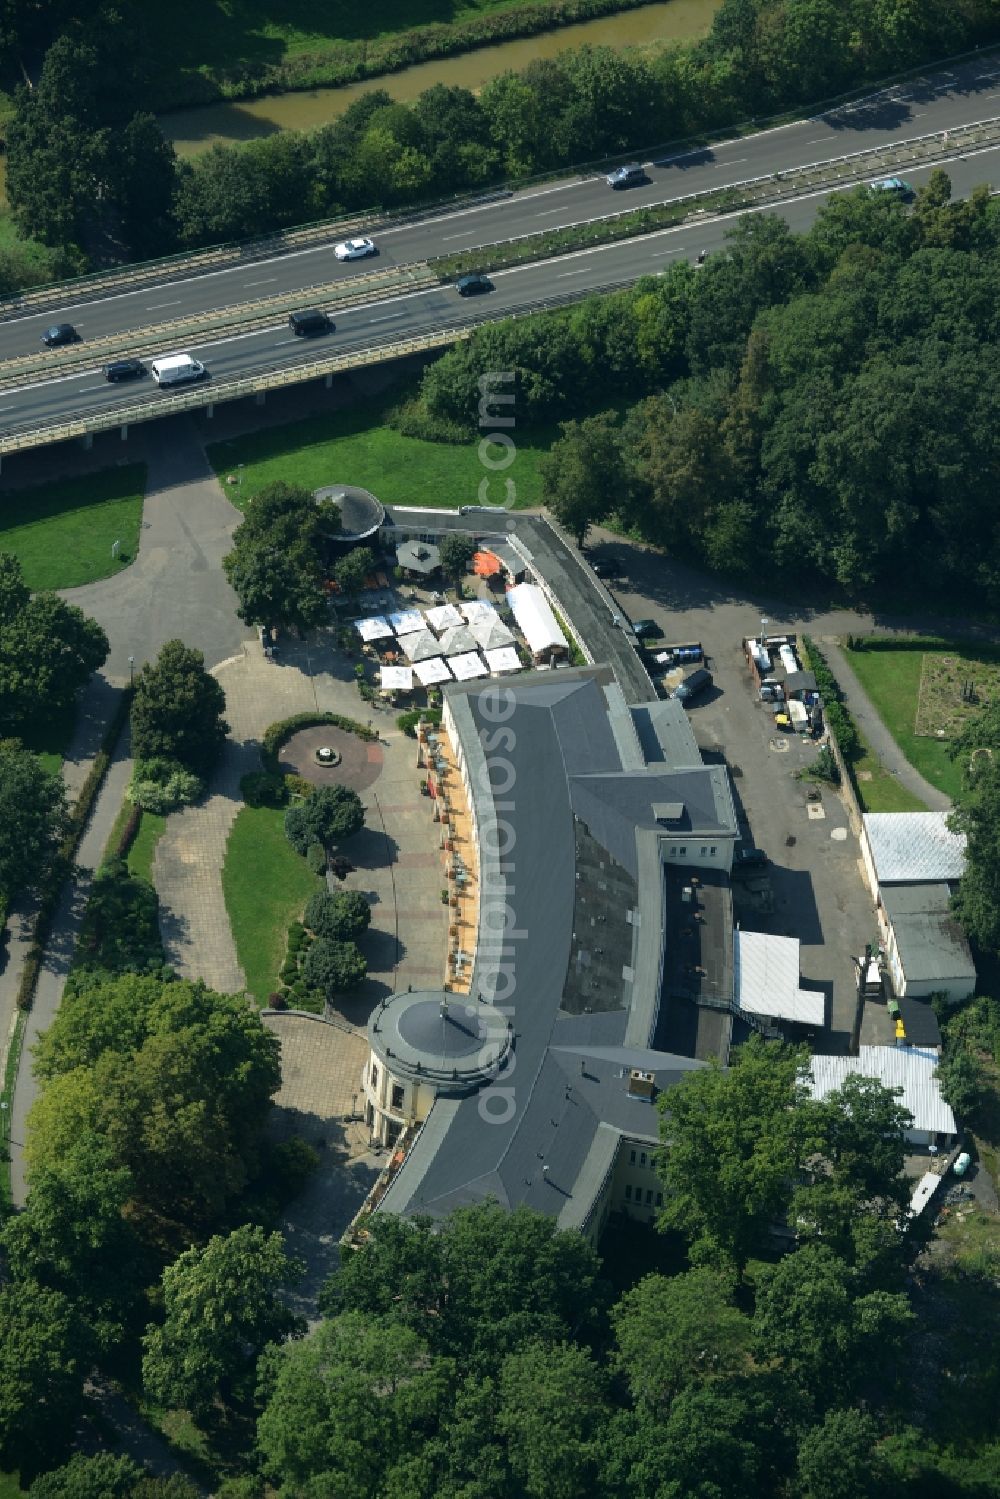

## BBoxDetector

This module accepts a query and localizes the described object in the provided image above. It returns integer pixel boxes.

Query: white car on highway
[334,237,377,261]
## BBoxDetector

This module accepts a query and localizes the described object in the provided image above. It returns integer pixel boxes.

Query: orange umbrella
[473,550,502,577]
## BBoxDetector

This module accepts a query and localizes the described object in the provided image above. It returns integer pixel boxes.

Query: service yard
[599,556,880,1053]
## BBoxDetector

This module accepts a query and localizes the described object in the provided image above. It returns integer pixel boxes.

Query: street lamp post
[128,655,134,687]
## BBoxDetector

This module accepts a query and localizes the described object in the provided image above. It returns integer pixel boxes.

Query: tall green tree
[497,1340,607,1499]
[0,1280,91,1480]
[223,482,332,634]
[612,1267,751,1410]
[950,759,1000,953]
[0,739,69,899]
[539,410,621,547]
[0,557,108,738]
[256,1313,453,1498]
[284,784,365,855]
[131,640,229,779]
[142,1227,304,1417]
[657,1036,811,1266]
[437,532,477,587]
[332,546,377,600]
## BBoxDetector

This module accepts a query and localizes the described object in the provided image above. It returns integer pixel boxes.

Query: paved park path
[819,639,951,811]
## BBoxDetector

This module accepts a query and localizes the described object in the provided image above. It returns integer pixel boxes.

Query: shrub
[304,889,372,941]
[267,991,287,1010]
[302,937,367,998]
[279,961,298,984]
[241,770,288,808]
[285,785,365,855]
[114,804,143,859]
[74,858,164,977]
[284,774,314,801]
[306,843,327,876]
[127,756,204,814]
[397,708,443,738]
[287,921,306,950]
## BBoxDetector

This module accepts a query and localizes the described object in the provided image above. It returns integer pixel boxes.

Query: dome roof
[368,990,512,1096]
[313,484,385,541]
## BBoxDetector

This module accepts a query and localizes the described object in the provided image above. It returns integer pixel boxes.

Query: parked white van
[150,353,207,387]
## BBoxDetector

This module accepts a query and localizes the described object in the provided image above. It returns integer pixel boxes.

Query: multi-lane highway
[4,50,1000,440]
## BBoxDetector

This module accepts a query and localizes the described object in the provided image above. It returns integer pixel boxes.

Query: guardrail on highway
[435,114,1000,270]
[0,279,638,459]
[0,264,438,390]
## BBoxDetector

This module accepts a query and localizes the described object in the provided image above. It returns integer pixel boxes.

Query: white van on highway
[150,353,207,387]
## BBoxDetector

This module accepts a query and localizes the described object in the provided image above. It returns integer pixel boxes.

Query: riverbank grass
[0,465,146,590]
[223,804,324,1005]
[207,397,549,512]
[145,0,663,108]
[845,640,1000,802]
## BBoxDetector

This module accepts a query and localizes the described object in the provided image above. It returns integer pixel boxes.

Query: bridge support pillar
[81,433,93,451]
[120,424,128,442]
[255,392,266,406]
[324,373,333,389]
[205,403,214,419]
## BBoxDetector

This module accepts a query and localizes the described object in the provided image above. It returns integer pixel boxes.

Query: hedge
[801,637,860,764]
[261,712,378,775]
[15,687,133,1012]
[397,708,443,738]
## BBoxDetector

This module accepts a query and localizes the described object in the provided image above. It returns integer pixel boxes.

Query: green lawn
[0,465,146,591]
[847,643,980,802]
[222,804,324,1004]
[853,730,927,814]
[207,400,550,514]
[0,1473,25,1499]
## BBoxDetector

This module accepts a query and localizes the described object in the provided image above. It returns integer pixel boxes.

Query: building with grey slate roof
[861,811,966,891]
[361,670,740,1243]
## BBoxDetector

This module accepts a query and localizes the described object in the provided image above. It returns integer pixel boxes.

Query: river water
[160,0,720,156]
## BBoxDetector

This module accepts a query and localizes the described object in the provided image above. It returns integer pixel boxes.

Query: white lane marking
[76,385,106,393]
[558,269,587,276]
[246,277,277,286]
[271,338,298,346]
[10,138,1000,397]
[715,157,748,166]
[146,300,180,309]
[367,312,402,323]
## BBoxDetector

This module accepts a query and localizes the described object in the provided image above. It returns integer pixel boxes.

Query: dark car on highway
[607,163,648,189]
[288,309,333,336]
[104,358,146,383]
[456,273,493,296]
[41,323,79,347]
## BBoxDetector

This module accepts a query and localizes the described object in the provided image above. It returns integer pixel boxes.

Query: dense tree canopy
[29,973,280,1248]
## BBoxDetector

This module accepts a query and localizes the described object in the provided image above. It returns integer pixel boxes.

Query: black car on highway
[104,358,146,382]
[41,323,79,347]
[456,273,493,297]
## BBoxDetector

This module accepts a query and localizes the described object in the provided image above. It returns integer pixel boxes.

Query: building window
[639,1151,647,1167]
[678,846,687,857]
[391,1084,404,1111]
[630,1149,636,1164]
[700,847,707,857]
[370,1063,379,1089]
[624,1185,632,1201]
[710,847,717,857]
[646,1189,653,1206]
[656,1191,663,1207]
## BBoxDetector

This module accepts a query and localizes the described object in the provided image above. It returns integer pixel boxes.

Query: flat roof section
[881,883,975,987]
[735,930,826,1027]
[807,1046,957,1137]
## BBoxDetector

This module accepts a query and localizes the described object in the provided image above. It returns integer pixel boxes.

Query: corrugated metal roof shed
[864,812,966,885]
[807,1045,956,1136]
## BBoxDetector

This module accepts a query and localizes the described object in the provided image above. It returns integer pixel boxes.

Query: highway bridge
[3,51,1000,459]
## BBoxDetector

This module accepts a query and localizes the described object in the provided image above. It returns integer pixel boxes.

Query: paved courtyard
[261,1012,380,1321]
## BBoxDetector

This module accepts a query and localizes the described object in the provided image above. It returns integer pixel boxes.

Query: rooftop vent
[628,1069,656,1100]
[653,801,685,825]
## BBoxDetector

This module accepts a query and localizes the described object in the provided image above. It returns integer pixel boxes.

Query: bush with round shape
[127,757,204,814]
[306,842,327,876]
[304,889,371,941]
[302,937,367,999]
[285,784,364,856]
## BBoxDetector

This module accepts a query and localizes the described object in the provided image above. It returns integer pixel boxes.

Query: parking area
[595,562,878,1053]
